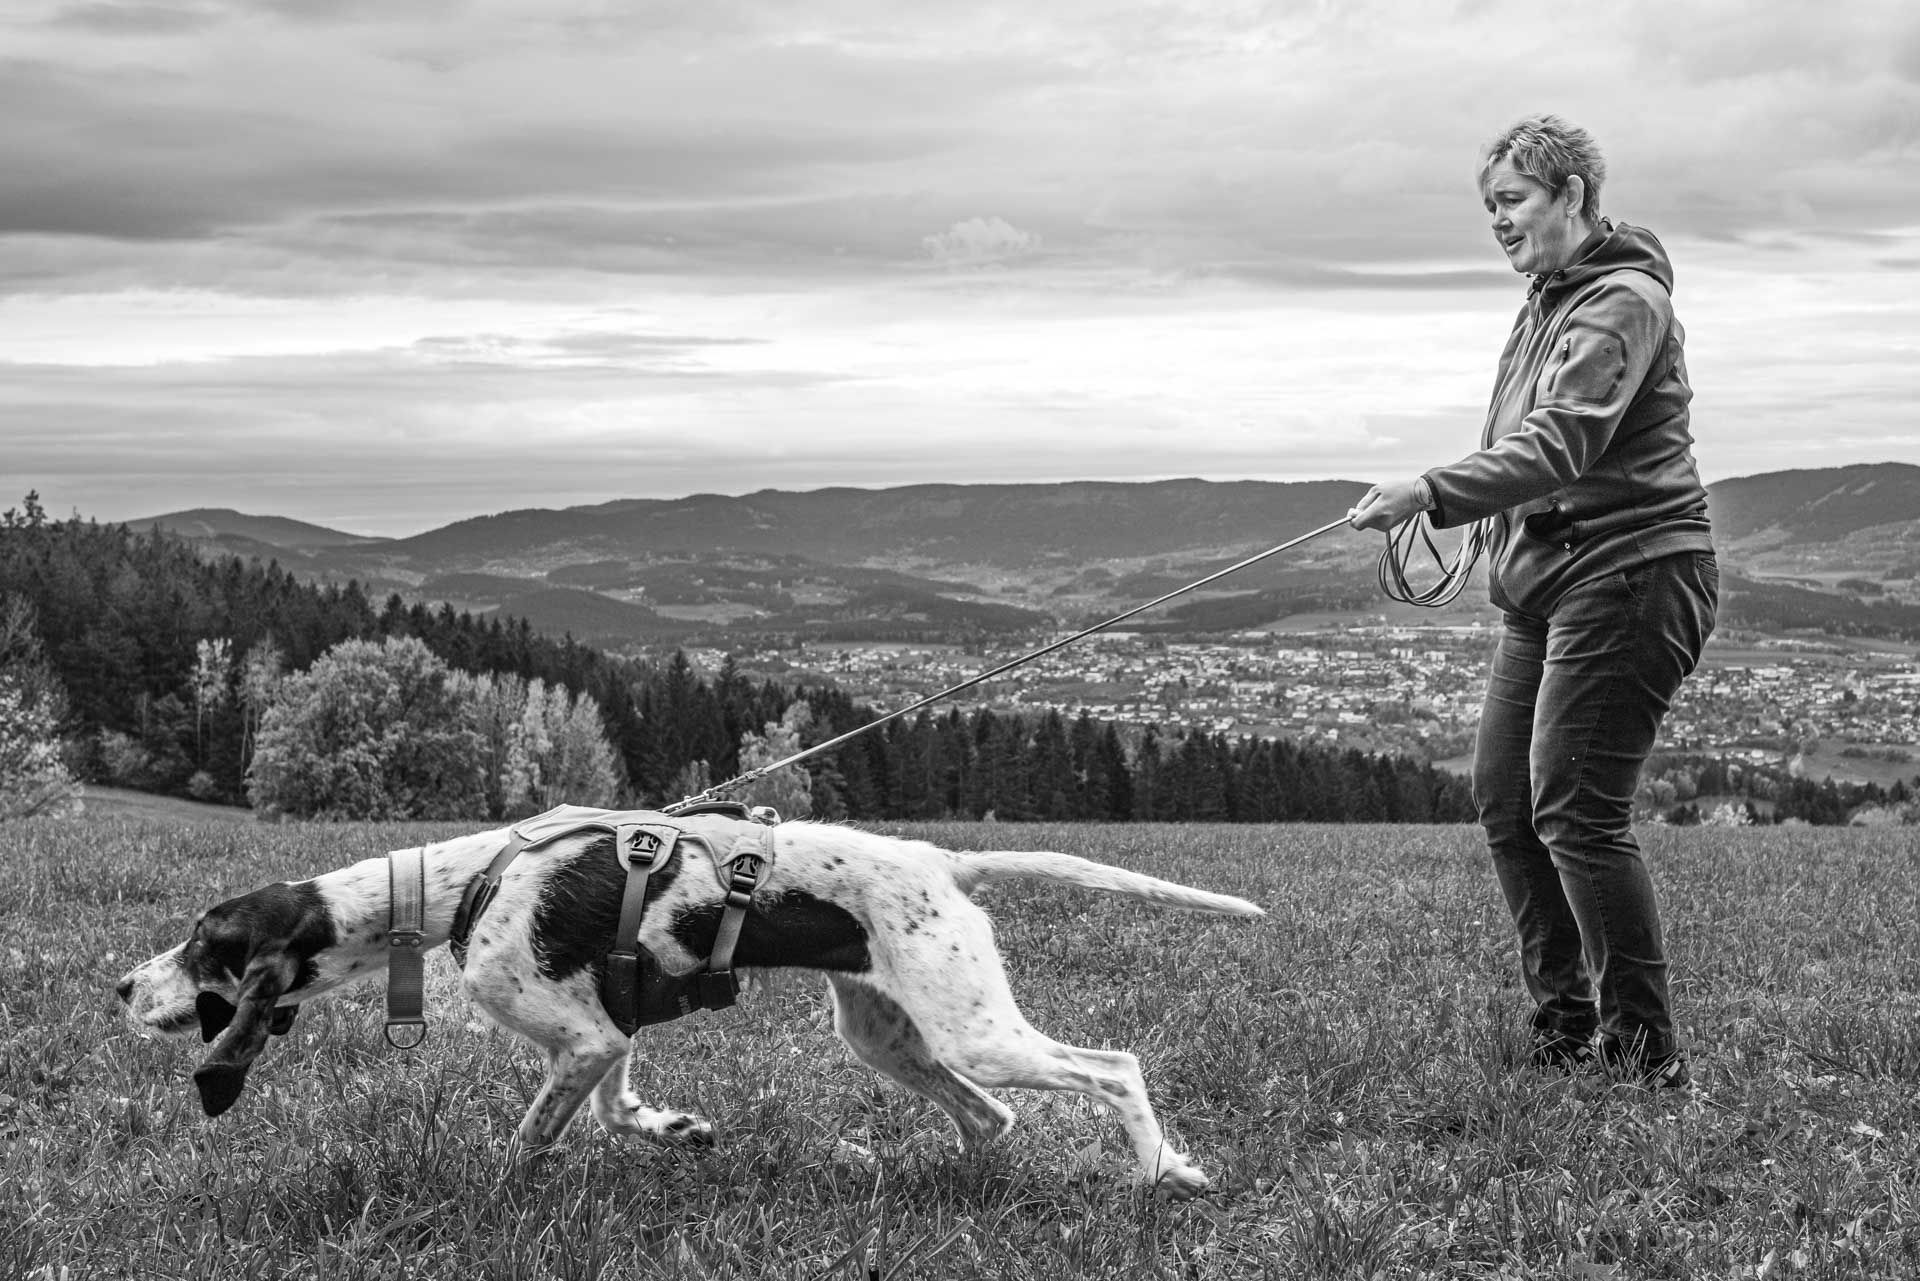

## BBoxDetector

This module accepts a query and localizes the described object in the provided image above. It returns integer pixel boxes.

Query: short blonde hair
[1479,115,1606,219]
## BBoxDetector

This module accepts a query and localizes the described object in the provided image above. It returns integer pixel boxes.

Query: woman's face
[1482,156,1585,276]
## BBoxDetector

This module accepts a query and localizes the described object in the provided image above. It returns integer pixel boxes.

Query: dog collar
[383,845,428,1049]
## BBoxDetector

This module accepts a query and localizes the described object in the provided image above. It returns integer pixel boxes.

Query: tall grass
[5,818,1920,1278]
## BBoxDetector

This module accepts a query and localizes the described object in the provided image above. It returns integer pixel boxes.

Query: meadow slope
[4,819,1919,1279]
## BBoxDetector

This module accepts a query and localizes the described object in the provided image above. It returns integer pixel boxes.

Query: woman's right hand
[1348,478,1430,531]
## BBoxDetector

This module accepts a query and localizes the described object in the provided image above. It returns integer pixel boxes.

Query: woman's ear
[192,951,293,1117]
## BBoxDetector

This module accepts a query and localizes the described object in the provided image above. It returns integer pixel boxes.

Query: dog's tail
[952,850,1263,917]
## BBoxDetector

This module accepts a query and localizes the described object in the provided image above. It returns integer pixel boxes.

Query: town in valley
[718,623,1920,790]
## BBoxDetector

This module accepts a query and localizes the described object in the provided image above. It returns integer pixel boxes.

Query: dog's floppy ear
[197,992,288,1041]
[193,951,293,1117]
[196,991,236,1042]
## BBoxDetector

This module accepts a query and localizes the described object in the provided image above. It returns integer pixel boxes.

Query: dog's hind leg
[827,975,1014,1150]
[950,1024,1207,1198]
[890,907,1211,1198]
[589,1053,716,1147]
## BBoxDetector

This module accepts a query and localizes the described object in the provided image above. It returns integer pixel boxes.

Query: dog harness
[383,802,777,1045]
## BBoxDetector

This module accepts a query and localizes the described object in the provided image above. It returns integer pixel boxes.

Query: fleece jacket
[1425,220,1715,618]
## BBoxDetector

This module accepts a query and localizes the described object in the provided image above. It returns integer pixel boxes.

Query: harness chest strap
[602,822,690,1031]
[600,820,776,1033]
[704,825,776,996]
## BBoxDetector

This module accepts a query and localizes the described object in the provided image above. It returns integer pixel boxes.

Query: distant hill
[1708,463,1920,546]
[359,478,1369,570]
[130,507,387,550]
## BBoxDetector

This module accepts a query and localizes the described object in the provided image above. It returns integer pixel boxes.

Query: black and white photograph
[4,1,1919,1276]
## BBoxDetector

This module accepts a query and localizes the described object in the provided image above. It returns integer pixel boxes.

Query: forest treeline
[1641,752,1913,828]
[1722,572,1920,642]
[6,495,1906,825]
[0,495,1477,822]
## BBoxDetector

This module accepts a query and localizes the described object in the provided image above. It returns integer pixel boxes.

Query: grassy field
[1789,744,1920,791]
[74,785,260,824]
[5,819,1920,1279]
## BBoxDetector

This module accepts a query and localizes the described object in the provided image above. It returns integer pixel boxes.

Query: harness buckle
[464,877,501,925]
[625,826,668,868]
[724,858,760,909]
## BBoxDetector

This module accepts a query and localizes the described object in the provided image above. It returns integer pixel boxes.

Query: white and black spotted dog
[117,810,1262,1197]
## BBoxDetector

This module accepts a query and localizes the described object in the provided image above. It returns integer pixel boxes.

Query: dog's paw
[1148,1163,1210,1201]
[832,1137,878,1167]
[510,1137,564,1167]
[656,1112,716,1148]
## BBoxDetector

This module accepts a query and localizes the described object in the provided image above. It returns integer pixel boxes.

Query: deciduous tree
[249,636,485,820]
[735,702,814,819]
[0,594,80,820]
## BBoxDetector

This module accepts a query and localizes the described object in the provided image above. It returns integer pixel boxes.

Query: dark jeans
[1473,550,1718,1058]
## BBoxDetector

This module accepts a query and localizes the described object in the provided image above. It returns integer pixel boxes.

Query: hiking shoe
[1599,1039,1692,1090]
[1528,1031,1597,1073]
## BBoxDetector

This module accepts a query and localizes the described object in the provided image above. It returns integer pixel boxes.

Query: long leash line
[383,508,1486,1047]
[666,515,1355,813]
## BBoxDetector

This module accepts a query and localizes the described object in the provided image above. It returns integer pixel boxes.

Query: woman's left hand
[1348,479,1429,532]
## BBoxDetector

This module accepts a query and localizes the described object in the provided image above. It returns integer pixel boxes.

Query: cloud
[2,0,1915,531]
[923,216,1042,265]
[8,1,1917,275]
[46,2,218,35]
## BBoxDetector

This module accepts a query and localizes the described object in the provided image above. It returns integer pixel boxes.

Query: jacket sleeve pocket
[1545,326,1629,405]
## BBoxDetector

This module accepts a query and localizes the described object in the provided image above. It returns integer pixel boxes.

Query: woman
[1348,115,1717,1087]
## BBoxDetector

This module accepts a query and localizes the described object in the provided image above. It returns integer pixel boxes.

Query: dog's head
[116,881,336,1118]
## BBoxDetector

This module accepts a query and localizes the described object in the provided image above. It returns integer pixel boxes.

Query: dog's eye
[189,931,249,982]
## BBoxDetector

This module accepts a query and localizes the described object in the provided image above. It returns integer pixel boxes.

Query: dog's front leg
[589,1053,716,1147]
[515,1039,628,1153]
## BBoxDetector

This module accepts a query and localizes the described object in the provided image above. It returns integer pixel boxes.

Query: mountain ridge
[1707,462,1920,546]
[125,464,1920,648]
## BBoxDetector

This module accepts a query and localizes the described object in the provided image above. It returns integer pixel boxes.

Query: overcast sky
[3,0,1917,537]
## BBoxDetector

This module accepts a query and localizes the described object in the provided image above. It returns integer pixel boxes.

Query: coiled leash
[1374,512,1492,609]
